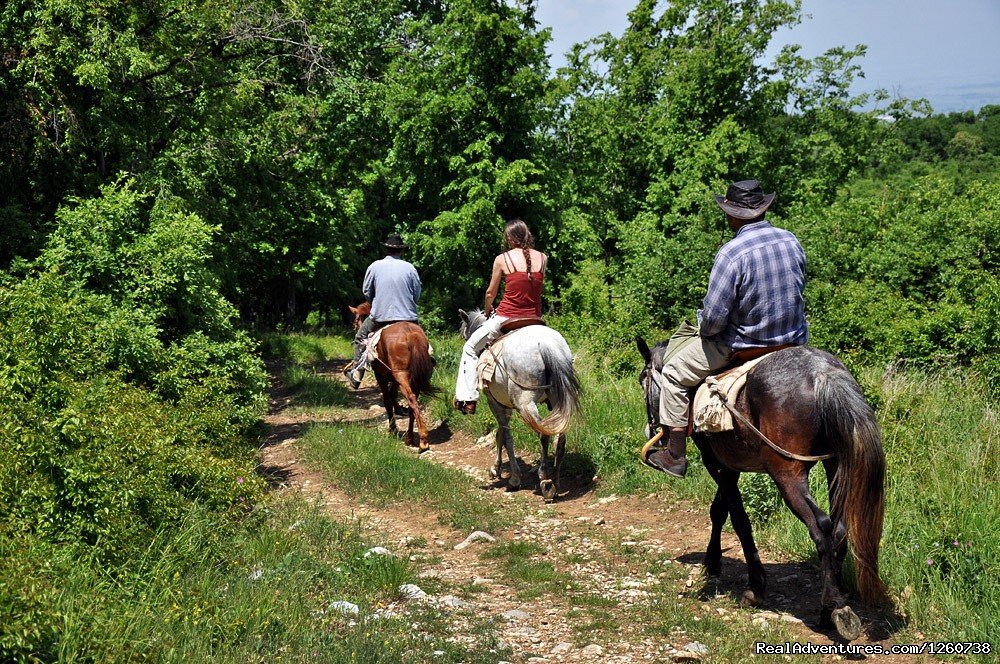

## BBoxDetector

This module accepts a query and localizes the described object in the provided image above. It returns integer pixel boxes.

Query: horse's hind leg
[714,466,766,607]
[552,433,566,500]
[823,457,849,592]
[538,434,555,501]
[773,467,859,640]
[396,373,427,452]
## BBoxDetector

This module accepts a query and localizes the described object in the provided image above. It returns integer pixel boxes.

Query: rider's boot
[344,343,365,389]
[646,427,688,477]
[453,399,477,415]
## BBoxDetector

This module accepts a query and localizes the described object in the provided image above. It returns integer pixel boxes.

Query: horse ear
[348,306,358,314]
[636,336,652,364]
[458,309,468,323]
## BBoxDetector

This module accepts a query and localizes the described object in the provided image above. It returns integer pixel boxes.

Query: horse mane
[460,309,487,338]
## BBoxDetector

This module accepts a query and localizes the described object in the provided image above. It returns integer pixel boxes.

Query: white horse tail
[524,343,581,436]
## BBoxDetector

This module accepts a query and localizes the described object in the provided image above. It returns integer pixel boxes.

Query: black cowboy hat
[382,232,408,250]
[713,179,776,220]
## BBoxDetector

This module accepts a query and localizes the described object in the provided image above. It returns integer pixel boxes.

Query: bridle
[639,362,662,435]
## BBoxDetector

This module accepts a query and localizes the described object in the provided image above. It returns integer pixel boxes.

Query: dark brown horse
[636,340,888,640]
[350,302,438,452]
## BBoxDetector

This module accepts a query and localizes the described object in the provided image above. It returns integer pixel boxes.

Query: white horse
[458,309,582,500]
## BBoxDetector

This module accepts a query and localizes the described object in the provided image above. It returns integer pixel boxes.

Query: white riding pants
[454,315,508,402]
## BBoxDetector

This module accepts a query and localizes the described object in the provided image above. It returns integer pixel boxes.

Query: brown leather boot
[645,427,688,478]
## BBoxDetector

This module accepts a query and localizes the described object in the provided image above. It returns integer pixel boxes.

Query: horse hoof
[506,482,521,493]
[740,589,763,607]
[832,606,862,641]
[489,466,500,480]
[540,480,557,501]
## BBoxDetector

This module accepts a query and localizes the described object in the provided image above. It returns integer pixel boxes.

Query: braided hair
[503,219,535,281]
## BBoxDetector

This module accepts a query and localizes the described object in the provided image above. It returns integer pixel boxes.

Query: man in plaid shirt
[644,180,808,477]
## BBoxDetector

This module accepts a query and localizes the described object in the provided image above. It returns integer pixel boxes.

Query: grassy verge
[300,422,517,535]
[9,499,508,662]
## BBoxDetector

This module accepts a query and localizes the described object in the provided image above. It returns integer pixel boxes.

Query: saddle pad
[476,337,507,389]
[365,326,385,359]
[693,354,770,433]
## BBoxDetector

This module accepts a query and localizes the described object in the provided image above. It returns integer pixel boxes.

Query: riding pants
[454,315,508,402]
[658,324,731,428]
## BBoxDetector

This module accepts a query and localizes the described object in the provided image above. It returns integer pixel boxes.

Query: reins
[720,398,835,462]
[373,352,410,377]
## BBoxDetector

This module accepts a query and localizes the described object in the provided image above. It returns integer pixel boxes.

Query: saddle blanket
[692,354,770,433]
[365,325,434,364]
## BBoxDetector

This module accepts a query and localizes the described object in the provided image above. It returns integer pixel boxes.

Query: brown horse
[636,340,888,640]
[350,302,438,452]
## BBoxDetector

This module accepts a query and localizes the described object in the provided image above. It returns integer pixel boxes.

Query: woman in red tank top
[454,220,547,414]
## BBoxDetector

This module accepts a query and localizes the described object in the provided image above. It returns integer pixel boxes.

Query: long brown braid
[503,219,535,281]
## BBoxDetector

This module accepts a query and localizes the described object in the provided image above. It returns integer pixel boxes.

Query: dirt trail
[258,358,920,663]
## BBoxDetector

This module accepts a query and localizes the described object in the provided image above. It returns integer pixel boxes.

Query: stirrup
[641,428,687,478]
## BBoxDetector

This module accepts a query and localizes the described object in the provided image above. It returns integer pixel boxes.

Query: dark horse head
[636,338,889,640]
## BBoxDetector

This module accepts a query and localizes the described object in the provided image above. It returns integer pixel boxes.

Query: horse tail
[815,370,889,606]
[408,333,440,398]
[524,343,581,436]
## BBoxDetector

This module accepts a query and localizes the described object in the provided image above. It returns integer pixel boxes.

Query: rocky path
[258,358,921,663]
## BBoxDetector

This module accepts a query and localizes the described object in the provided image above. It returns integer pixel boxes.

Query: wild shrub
[0,181,267,568]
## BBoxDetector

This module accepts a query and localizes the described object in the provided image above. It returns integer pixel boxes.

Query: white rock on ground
[327,601,359,616]
[437,595,472,609]
[502,609,531,621]
[582,644,603,656]
[454,530,496,550]
[684,642,709,654]
[398,583,428,600]
[364,546,393,558]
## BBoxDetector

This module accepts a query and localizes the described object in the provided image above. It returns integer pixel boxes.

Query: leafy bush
[0,182,267,570]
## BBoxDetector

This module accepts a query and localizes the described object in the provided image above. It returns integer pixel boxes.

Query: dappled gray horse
[459,309,581,500]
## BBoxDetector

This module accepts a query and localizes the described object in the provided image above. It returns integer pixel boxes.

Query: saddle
[689,344,794,434]
[499,317,545,334]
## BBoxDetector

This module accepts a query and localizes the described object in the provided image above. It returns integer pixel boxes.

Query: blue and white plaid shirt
[697,220,808,350]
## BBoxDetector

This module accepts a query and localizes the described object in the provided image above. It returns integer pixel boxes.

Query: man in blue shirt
[645,180,808,477]
[344,233,422,388]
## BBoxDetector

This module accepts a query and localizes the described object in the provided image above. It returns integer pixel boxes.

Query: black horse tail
[815,370,889,606]
[531,344,582,436]
[408,333,440,398]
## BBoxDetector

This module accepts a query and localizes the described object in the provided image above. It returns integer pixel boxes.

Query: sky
[534,0,1000,114]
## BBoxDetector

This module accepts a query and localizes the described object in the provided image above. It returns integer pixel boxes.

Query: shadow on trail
[676,551,906,643]
[476,450,597,502]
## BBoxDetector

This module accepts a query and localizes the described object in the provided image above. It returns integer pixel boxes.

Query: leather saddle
[499,317,546,334]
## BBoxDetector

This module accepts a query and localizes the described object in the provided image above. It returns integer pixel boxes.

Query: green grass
[481,541,575,600]
[300,421,518,534]
[19,499,508,662]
